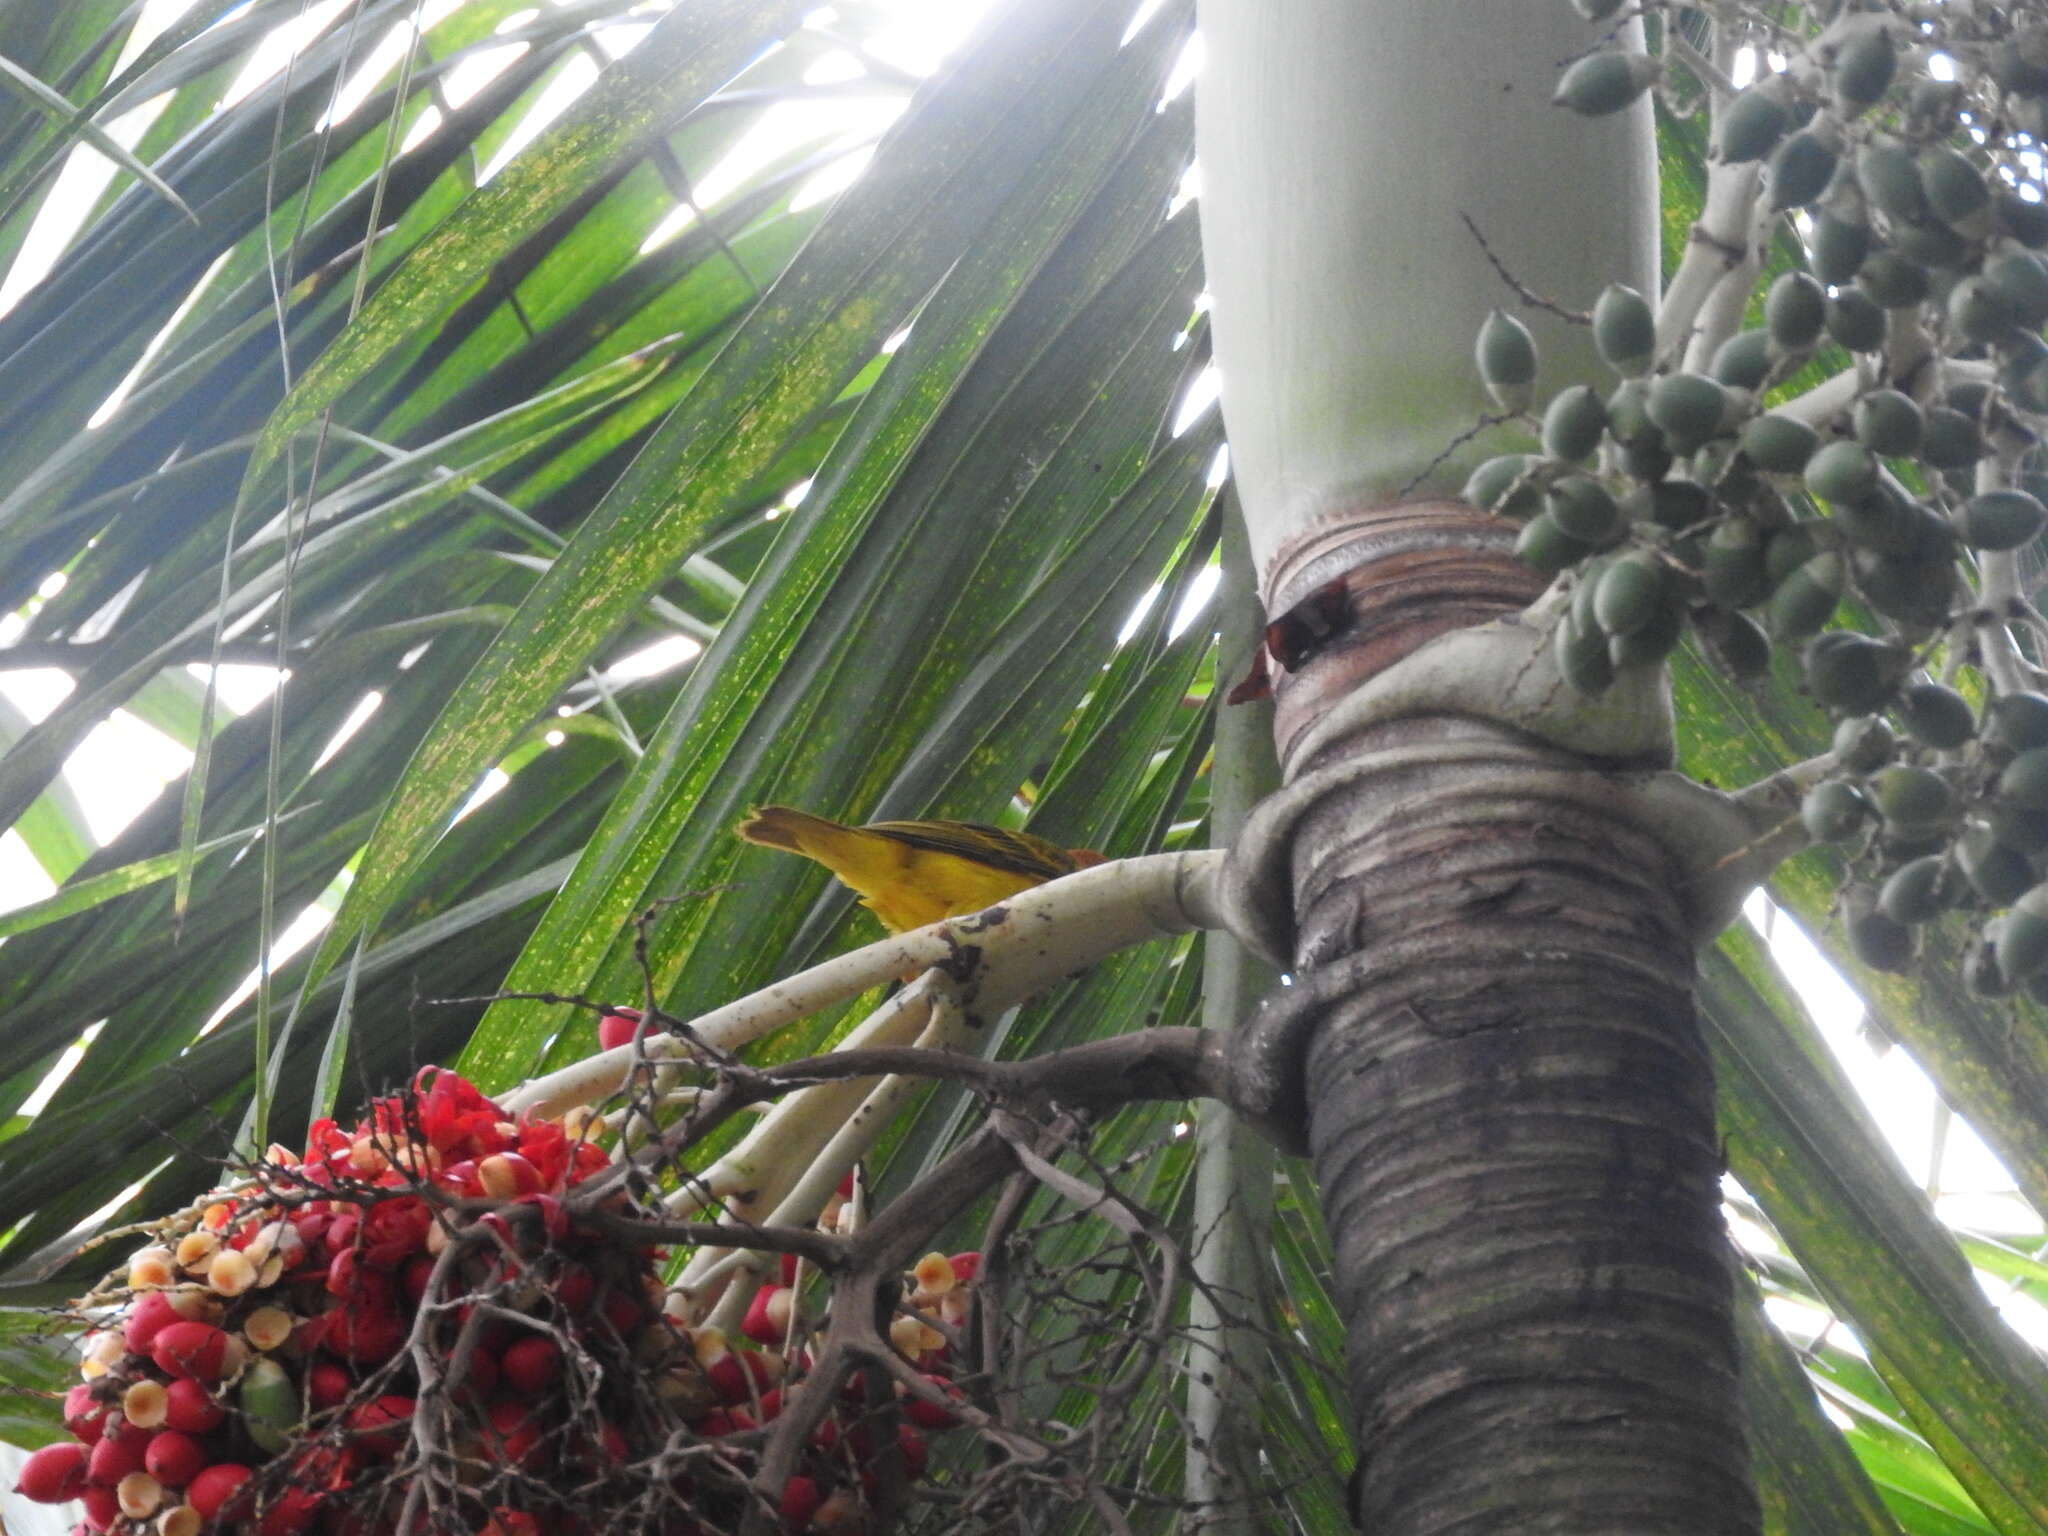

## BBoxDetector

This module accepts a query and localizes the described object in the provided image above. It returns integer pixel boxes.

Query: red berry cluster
[20,1068,987,1536]
[16,1069,624,1536]
[669,1243,981,1534]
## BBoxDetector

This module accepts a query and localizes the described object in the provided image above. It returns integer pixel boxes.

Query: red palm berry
[780,1475,822,1531]
[307,1362,353,1412]
[80,1484,119,1531]
[499,1335,561,1394]
[123,1291,185,1356]
[186,1464,253,1524]
[483,1401,544,1470]
[150,1320,230,1382]
[596,1010,646,1051]
[256,1484,322,1536]
[64,1384,110,1444]
[900,1375,961,1430]
[896,1425,929,1480]
[143,1431,208,1488]
[16,1442,90,1503]
[87,1430,149,1486]
[741,1283,795,1346]
[345,1395,414,1459]
[161,1380,226,1436]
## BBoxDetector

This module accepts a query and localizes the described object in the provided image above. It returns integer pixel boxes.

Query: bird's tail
[735,804,853,857]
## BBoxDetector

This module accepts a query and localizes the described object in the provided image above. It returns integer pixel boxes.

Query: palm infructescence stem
[1195,1,1761,1528]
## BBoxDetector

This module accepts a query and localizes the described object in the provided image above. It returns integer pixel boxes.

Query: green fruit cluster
[1798,688,2048,995]
[1496,4,2048,999]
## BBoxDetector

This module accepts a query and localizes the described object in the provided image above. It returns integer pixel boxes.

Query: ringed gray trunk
[1194,2,1760,1528]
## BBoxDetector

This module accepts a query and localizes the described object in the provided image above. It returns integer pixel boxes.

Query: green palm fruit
[1919,406,1984,469]
[1879,855,1951,924]
[1832,27,1897,112]
[1548,475,1623,545]
[1593,551,1669,636]
[1627,478,1711,531]
[1766,271,1829,350]
[1699,608,1771,678]
[1895,681,1975,749]
[2004,339,2048,414]
[1515,511,1593,574]
[1810,211,1872,285]
[2000,746,2048,809]
[1571,0,1627,17]
[1647,373,1730,453]
[1621,435,1674,483]
[1741,413,1819,475]
[1833,714,1894,772]
[1891,217,1968,270]
[1850,548,1955,628]
[1716,85,1791,163]
[1991,802,2048,852]
[1556,611,1616,694]
[1804,632,1897,714]
[1999,188,2048,247]
[1593,284,1656,375]
[1831,490,1915,555]
[1826,288,1888,350]
[1711,329,1773,390]
[1868,763,1956,828]
[1853,390,1923,456]
[1949,274,2019,345]
[1920,144,1992,237]
[1804,439,1879,504]
[1997,885,2048,983]
[1476,309,1537,411]
[1555,52,1659,116]
[1703,519,1769,609]
[1608,593,1685,668]
[1802,779,1869,842]
[240,1358,298,1455]
[1966,935,2018,997]
[1846,890,1917,972]
[1543,384,1607,462]
[1463,454,1544,517]
[1857,136,1928,222]
[1764,522,1821,585]
[1605,377,1655,446]
[1768,552,1843,639]
[1960,825,2036,905]
[1855,251,1930,310]
[1986,692,2048,752]
[1986,249,2048,329]
[1770,130,1839,211]
[1958,488,2048,551]
[1571,553,1610,634]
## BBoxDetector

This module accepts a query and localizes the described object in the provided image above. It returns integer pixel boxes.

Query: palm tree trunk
[1293,703,1751,1530]
[1194,2,1761,1527]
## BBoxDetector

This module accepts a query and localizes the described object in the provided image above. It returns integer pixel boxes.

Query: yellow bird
[735,805,1104,934]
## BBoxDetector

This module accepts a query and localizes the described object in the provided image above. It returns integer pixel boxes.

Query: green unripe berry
[1766,271,1828,351]
[1476,309,1537,411]
[1593,283,1656,375]
[1770,130,1839,212]
[1826,289,1887,350]
[1852,390,1923,457]
[1543,385,1608,462]
[1716,86,1791,163]
[1555,52,1658,116]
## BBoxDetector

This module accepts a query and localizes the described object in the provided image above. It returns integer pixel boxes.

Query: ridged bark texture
[1292,715,1756,1534]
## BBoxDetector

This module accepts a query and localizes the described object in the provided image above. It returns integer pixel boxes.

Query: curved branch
[504,850,1228,1120]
